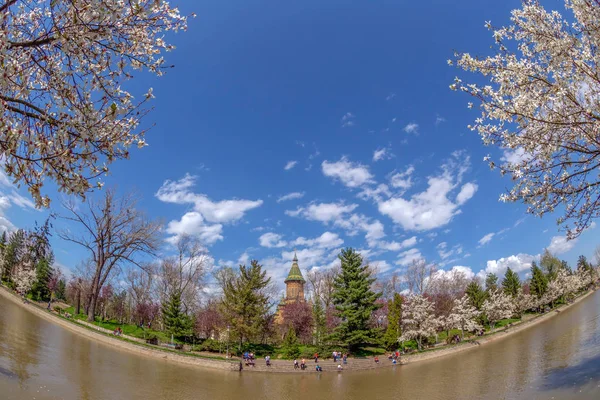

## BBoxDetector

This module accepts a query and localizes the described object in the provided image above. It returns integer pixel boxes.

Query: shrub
[199,338,221,353]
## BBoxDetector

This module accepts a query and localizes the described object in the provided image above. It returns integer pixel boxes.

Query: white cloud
[501,147,533,165]
[436,242,464,261]
[277,191,305,203]
[478,253,539,280]
[156,174,262,245]
[284,161,298,170]
[396,248,423,266]
[373,147,394,162]
[435,115,446,125]
[322,157,374,188]
[375,236,417,252]
[389,166,415,191]
[478,233,495,246]
[547,235,577,255]
[292,232,344,249]
[341,112,355,128]
[286,201,358,223]
[386,93,396,101]
[357,184,392,202]
[433,265,475,281]
[259,232,287,248]
[165,212,223,245]
[403,123,419,134]
[378,154,477,231]
[456,182,478,205]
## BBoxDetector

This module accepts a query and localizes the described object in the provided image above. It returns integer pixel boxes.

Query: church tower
[284,252,305,303]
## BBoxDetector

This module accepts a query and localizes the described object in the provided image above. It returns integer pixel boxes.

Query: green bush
[199,338,222,352]
[53,306,63,314]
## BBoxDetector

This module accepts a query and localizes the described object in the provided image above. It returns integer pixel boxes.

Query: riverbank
[0,285,239,372]
[1,284,596,373]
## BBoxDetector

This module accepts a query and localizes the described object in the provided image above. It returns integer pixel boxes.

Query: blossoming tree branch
[0,0,191,206]
[450,0,600,239]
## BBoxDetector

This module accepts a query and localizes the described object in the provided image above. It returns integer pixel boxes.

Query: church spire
[285,250,305,283]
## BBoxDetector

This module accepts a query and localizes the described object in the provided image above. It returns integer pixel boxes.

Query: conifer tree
[465,280,486,310]
[485,273,499,292]
[219,261,272,350]
[502,267,521,298]
[31,257,54,301]
[329,248,382,351]
[2,229,25,283]
[312,299,326,345]
[530,261,548,300]
[383,292,402,350]
[56,279,67,301]
[282,325,301,359]
[162,291,192,340]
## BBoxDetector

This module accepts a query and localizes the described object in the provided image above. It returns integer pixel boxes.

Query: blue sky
[2,0,598,293]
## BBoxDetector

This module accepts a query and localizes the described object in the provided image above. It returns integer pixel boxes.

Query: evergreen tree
[540,249,561,280]
[502,267,521,298]
[2,229,24,283]
[55,279,67,301]
[312,298,326,345]
[530,261,548,299]
[560,260,572,274]
[219,261,272,350]
[281,325,301,359]
[161,291,192,339]
[485,273,499,292]
[382,292,402,350]
[329,248,382,351]
[31,257,54,301]
[465,280,486,310]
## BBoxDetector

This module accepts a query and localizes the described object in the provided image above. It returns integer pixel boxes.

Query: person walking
[343,353,347,365]
[294,359,299,370]
[314,353,319,363]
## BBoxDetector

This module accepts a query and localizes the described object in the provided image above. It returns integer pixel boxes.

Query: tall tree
[485,273,499,293]
[383,293,403,350]
[329,248,382,350]
[31,257,54,302]
[0,0,189,206]
[502,267,521,298]
[312,298,326,346]
[59,190,161,322]
[540,249,562,281]
[162,291,192,340]
[218,261,272,350]
[406,258,436,294]
[2,229,25,283]
[450,0,600,239]
[530,262,548,300]
[465,280,486,310]
[281,326,301,359]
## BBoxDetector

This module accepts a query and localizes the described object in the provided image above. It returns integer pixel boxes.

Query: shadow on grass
[541,353,600,391]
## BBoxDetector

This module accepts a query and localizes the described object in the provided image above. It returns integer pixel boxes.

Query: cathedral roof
[285,251,305,283]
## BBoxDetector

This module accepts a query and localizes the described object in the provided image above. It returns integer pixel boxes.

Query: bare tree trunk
[76,288,81,315]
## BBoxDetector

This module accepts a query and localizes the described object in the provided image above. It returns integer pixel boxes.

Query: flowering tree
[513,291,535,317]
[448,295,481,340]
[450,0,600,238]
[400,294,437,350]
[0,0,190,206]
[14,264,36,295]
[482,290,514,331]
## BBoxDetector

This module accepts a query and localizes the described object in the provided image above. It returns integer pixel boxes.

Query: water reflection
[1,291,600,400]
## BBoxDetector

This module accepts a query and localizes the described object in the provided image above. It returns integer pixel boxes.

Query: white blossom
[447,294,481,339]
[482,290,514,331]
[451,0,600,239]
[0,1,189,206]
[400,294,438,350]
[14,263,36,295]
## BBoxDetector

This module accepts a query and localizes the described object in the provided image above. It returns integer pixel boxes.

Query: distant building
[275,252,306,324]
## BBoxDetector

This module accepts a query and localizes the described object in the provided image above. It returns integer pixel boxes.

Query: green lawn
[63,307,172,343]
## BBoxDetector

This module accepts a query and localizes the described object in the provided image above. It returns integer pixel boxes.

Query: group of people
[112,327,123,336]
[243,352,256,367]
[386,350,401,364]
[332,351,348,364]
[293,359,308,370]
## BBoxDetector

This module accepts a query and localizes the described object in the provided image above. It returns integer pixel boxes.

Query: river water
[1,291,600,400]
